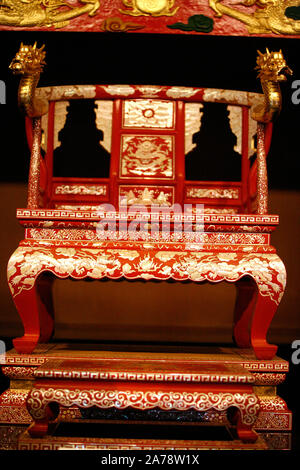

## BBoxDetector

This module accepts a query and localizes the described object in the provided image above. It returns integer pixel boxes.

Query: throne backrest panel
[29,85,265,214]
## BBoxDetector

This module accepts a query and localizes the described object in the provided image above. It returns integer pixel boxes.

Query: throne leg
[12,274,55,354]
[27,391,58,438]
[233,277,258,348]
[36,274,55,343]
[228,408,258,443]
[249,293,279,360]
[235,413,258,443]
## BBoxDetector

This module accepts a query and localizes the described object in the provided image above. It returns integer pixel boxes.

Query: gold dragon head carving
[9,42,46,76]
[255,48,292,82]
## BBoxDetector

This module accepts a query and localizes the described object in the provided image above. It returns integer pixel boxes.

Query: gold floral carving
[119,0,179,17]
[101,16,144,32]
[209,0,300,35]
[0,1,100,29]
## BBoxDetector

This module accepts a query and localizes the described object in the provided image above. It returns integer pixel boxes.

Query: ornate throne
[2,43,293,445]
[7,44,290,362]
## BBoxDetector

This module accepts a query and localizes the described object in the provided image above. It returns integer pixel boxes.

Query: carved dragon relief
[251,48,292,122]
[0,0,99,29]
[9,42,48,118]
[209,0,300,35]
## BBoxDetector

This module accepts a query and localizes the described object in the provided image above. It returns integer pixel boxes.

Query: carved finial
[255,48,292,81]
[9,42,48,117]
[9,42,46,76]
[252,49,292,123]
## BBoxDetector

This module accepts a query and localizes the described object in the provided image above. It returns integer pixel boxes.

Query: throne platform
[0,342,292,450]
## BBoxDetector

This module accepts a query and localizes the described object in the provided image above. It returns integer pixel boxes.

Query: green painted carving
[167,14,214,33]
[285,6,300,20]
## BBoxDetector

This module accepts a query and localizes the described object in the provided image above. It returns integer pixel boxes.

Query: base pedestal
[0,343,292,450]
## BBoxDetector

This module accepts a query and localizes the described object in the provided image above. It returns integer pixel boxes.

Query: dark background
[0,32,300,188]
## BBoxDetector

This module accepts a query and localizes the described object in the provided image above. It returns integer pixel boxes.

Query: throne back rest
[30,85,264,214]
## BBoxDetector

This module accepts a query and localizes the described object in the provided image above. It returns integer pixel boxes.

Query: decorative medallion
[119,0,179,17]
[123,100,175,128]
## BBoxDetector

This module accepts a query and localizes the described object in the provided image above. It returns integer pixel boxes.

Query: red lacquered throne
[7,44,291,359]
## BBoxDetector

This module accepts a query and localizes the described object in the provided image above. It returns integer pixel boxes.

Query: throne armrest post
[27,117,42,209]
[256,122,268,214]
[251,49,292,214]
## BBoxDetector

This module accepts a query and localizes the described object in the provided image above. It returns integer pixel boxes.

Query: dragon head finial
[9,42,48,117]
[9,42,46,76]
[255,48,292,82]
[252,49,292,123]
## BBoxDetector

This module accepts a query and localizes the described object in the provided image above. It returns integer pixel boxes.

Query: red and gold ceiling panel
[0,0,299,37]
